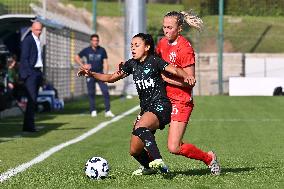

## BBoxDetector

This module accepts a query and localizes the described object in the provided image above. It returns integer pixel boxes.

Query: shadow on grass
[59,95,122,115]
[162,167,259,179]
[0,96,123,142]
[0,120,68,143]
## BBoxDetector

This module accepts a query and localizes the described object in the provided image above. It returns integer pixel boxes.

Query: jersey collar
[168,35,180,46]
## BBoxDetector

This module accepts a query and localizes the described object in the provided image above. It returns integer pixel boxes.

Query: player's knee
[129,146,141,156]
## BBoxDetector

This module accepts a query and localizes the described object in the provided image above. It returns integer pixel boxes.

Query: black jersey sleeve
[120,59,133,75]
[154,56,169,72]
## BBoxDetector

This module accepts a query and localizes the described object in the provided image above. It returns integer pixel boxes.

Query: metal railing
[45,28,90,99]
[0,0,39,15]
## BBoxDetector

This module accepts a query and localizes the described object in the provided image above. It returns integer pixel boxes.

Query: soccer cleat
[149,159,169,174]
[208,151,221,175]
[105,110,115,118]
[91,110,97,117]
[132,166,157,176]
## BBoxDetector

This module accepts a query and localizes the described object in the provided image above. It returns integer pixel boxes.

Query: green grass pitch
[0,96,283,188]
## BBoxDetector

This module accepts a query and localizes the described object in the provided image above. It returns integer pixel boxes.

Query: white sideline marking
[190,118,281,122]
[0,105,140,183]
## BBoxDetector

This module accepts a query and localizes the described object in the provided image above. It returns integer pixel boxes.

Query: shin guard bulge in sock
[132,127,161,160]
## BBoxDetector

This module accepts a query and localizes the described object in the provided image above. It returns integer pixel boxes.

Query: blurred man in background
[75,34,115,118]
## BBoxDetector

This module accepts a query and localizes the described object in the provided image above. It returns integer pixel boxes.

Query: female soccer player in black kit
[77,33,195,175]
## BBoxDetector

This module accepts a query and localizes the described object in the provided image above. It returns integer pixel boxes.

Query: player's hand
[82,64,91,70]
[77,68,92,77]
[114,61,124,75]
[115,61,124,71]
[184,75,196,86]
[76,69,86,77]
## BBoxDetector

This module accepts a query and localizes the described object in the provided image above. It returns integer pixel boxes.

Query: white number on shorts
[171,105,178,115]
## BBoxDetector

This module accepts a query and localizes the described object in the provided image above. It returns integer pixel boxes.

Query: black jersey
[121,55,170,110]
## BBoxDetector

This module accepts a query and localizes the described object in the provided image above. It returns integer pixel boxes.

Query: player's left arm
[102,48,109,74]
[162,64,195,87]
[164,64,196,86]
[103,58,109,74]
[163,43,196,87]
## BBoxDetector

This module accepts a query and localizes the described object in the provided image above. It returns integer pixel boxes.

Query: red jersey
[156,35,195,103]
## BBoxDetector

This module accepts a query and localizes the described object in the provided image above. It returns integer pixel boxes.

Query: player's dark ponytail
[133,33,155,55]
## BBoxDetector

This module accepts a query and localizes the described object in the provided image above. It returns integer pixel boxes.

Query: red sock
[178,143,212,165]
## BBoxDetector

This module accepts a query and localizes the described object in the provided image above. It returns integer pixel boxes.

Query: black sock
[132,127,162,160]
[133,149,152,168]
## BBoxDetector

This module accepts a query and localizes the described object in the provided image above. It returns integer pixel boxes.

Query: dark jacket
[19,33,38,80]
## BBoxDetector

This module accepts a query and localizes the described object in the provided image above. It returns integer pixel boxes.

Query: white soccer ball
[85,156,109,180]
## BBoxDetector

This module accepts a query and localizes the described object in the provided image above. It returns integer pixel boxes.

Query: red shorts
[170,98,194,123]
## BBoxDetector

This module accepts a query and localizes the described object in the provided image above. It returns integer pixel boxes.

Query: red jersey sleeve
[178,42,195,68]
[155,40,162,57]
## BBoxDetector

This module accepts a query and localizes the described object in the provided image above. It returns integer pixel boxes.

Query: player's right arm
[77,68,127,83]
[74,53,91,70]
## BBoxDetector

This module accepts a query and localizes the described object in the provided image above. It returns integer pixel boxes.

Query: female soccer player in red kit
[156,11,221,175]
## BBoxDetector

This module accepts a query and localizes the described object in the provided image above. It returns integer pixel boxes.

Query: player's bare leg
[168,120,220,175]
[131,112,169,174]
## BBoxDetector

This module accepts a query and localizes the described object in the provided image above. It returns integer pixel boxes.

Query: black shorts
[140,101,172,130]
